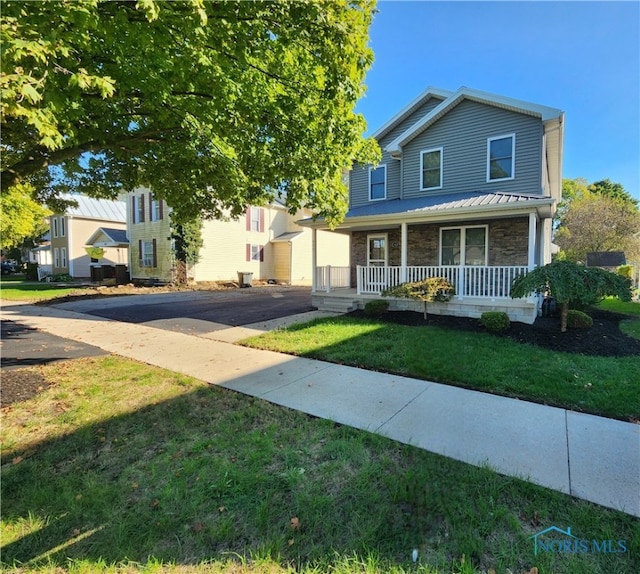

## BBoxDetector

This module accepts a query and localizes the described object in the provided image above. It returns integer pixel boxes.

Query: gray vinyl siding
[402,100,543,198]
[350,96,445,208]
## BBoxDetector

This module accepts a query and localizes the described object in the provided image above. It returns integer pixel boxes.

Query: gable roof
[371,86,454,141]
[386,86,564,155]
[60,194,127,223]
[85,227,129,247]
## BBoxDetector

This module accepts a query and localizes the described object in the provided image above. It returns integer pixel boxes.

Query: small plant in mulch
[383,277,455,321]
[566,309,593,329]
[364,299,389,317]
[480,311,510,332]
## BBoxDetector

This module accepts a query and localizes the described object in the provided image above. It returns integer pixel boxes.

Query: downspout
[528,212,537,270]
[67,217,74,277]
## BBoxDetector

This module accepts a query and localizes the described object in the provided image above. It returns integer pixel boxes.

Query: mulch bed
[346,308,640,358]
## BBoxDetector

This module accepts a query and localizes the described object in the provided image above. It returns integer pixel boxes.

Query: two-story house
[48,194,128,279]
[126,188,349,284]
[302,86,564,323]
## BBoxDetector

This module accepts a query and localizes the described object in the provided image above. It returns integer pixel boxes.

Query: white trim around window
[439,225,488,266]
[368,165,387,201]
[53,247,60,267]
[60,247,67,268]
[420,146,443,191]
[60,217,66,237]
[487,133,515,182]
[52,217,59,238]
[367,233,388,266]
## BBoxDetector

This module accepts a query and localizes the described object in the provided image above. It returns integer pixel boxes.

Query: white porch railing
[315,265,351,293]
[356,265,529,299]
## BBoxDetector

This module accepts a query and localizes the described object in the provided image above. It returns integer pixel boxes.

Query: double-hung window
[151,197,162,221]
[440,226,487,266]
[140,240,155,267]
[53,248,60,268]
[60,247,67,268]
[420,147,443,190]
[369,165,386,201]
[52,217,59,238]
[487,134,515,181]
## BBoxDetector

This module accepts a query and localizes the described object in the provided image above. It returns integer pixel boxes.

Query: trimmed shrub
[364,299,389,317]
[51,273,73,282]
[480,311,510,332]
[566,309,593,329]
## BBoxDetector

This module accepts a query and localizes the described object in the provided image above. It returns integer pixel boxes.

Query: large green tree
[0,183,50,249]
[1,0,380,226]
[555,178,640,262]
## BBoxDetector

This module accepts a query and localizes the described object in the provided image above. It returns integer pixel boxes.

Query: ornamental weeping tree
[511,260,632,332]
[382,277,455,321]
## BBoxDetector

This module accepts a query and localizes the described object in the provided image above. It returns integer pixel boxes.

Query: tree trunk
[423,301,428,322]
[560,301,569,332]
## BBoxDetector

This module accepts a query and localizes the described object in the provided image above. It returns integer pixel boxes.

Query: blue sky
[356,1,640,199]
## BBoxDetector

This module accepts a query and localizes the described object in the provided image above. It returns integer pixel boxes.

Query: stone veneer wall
[351,217,530,278]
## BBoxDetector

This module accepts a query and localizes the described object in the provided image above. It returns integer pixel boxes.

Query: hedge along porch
[303,192,556,324]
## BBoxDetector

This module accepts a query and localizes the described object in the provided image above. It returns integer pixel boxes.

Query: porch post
[400,222,408,283]
[311,227,317,292]
[528,213,537,270]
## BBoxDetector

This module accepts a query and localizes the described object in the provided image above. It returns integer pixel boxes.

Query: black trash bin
[237,271,253,288]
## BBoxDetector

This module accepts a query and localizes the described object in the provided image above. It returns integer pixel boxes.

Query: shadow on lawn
[1,385,438,568]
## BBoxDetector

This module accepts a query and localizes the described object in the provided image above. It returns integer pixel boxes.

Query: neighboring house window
[369,165,386,201]
[139,239,156,267]
[246,207,264,232]
[420,147,443,190]
[246,244,264,262]
[52,217,59,238]
[367,234,387,267]
[150,195,163,221]
[60,217,66,237]
[440,226,487,266]
[61,247,67,268]
[53,248,60,267]
[487,134,515,181]
[133,194,146,223]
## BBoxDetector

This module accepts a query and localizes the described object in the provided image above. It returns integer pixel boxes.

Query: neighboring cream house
[49,195,127,279]
[126,188,349,284]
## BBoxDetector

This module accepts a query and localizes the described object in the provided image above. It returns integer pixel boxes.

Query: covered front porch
[302,194,556,324]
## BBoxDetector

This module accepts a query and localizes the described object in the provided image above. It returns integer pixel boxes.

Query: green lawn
[241,315,640,421]
[0,277,90,301]
[596,297,640,316]
[2,357,638,574]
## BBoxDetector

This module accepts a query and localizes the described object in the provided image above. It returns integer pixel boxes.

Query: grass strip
[1,357,638,574]
[241,316,640,421]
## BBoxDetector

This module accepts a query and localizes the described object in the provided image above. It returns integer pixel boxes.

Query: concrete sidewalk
[2,301,639,517]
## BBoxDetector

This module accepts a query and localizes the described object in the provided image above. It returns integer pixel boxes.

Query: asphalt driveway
[54,286,314,336]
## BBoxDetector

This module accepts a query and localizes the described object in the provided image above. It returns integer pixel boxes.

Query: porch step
[313,296,359,313]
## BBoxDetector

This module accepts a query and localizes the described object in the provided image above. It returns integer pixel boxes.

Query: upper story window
[60,217,66,237]
[487,134,515,182]
[246,206,264,232]
[369,165,386,201]
[52,217,59,238]
[136,194,146,223]
[420,147,443,190]
[151,197,163,221]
